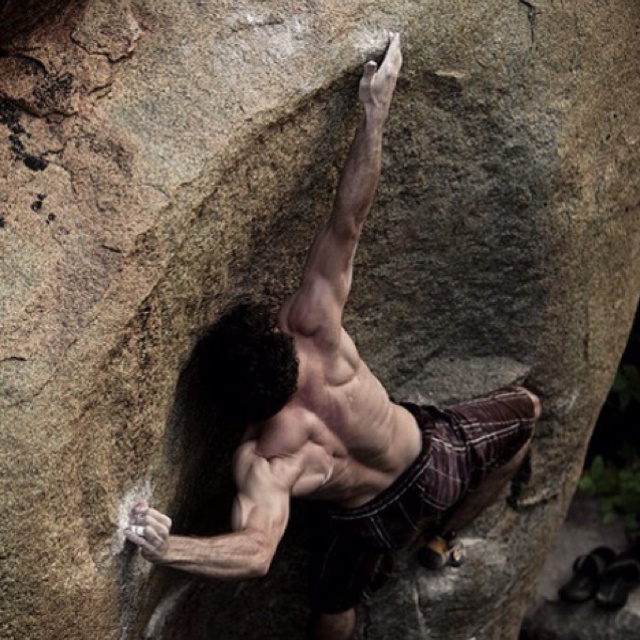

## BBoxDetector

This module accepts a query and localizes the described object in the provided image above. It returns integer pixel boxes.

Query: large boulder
[1,1,639,639]
[0,0,77,45]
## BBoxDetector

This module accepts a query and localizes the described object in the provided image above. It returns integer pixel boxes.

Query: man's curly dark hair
[192,301,299,424]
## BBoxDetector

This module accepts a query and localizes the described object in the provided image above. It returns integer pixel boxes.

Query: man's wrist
[364,109,387,134]
[141,535,174,565]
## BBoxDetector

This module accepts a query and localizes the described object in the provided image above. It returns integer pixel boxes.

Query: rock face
[1,1,639,640]
[0,0,77,45]
[522,496,640,640]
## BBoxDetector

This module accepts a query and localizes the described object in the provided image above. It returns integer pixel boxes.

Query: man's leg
[441,436,532,533]
[309,529,391,640]
[310,610,356,640]
[418,386,541,566]
[443,386,540,531]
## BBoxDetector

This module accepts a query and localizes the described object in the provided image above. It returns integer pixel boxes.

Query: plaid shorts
[310,387,538,613]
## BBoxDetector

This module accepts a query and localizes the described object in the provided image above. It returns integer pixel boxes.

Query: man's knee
[517,386,542,421]
[309,609,356,640]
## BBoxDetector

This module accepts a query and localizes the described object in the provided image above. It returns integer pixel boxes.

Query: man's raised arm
[332,32,402,239]
[283,33,402,341]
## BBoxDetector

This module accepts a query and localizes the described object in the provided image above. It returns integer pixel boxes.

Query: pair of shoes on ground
[418,531,465,570]
[559,546,640,610]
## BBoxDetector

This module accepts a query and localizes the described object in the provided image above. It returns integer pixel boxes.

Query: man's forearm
[330,113,386,237]
[154,530,273,580]
[330,34,402,237]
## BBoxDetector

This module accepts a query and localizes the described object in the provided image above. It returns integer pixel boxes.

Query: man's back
[242,324,422,508]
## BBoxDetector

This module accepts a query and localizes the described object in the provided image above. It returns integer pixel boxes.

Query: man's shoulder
[277,289,347,352]
[233,430,312,494]
[235,411,311,463]
[233,440,279,486]
[232,439,260,475]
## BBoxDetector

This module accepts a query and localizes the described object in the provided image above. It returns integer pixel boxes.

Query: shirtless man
[126,33,541,640]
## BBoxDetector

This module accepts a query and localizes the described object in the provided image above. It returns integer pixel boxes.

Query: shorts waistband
[328,405,433,521]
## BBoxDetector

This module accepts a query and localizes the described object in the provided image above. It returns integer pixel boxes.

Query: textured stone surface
[1,1,640,639]
[522,496,640,640]
[0,0,77,45]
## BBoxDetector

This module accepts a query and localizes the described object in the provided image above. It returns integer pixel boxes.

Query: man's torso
[239,326,422,508]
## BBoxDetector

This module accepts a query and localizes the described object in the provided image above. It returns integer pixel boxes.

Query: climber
[125,32,541,640]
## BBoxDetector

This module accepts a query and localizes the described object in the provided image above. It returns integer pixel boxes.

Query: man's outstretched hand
[359,32,402,117]
[124,500,172,563]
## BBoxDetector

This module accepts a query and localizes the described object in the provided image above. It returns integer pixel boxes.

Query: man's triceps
[285,227,356,338]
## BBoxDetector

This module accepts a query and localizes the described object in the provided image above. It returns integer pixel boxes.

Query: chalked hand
[125,500,172,562]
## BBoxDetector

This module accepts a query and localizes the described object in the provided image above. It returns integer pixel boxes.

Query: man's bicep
[231,491,290,546]
[231,457,293,546]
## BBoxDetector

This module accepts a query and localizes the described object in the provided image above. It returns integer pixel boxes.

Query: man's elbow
[329,216,361,244]
[250,556,271,578]
[247,535,276,578]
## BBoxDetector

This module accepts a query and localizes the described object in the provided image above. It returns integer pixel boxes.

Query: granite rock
[1,1,640,639]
